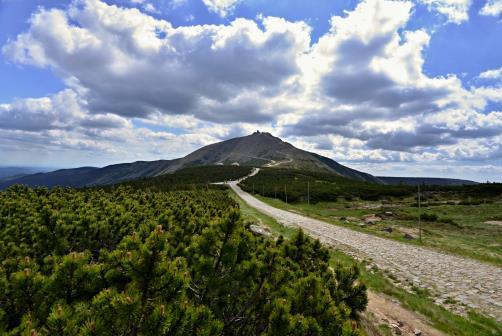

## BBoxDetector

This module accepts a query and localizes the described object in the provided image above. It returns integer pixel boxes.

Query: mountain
[0,162,175,189]
[378,176,478,186]
[0,167,50,183]
[163,131,381,182]
[0,132,380,189]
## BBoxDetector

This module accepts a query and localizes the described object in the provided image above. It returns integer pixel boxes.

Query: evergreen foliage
[239,168,414,203]
[120,165,252,192]
[0,185,366,335]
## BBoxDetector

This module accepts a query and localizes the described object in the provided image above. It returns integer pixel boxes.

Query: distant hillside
[0,167,39,179]
[0,167,49,182]
[378,176,478,186]
[0,132,380,189]
[0,162,175,189]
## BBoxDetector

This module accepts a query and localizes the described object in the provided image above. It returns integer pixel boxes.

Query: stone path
[228,170,502,321]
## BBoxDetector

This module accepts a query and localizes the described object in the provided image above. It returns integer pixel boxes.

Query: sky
[0,0,501,182]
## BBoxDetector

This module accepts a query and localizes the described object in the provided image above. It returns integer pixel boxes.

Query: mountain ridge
[1,132,381,188]
[0,132,478,189]
[378,176,478,186]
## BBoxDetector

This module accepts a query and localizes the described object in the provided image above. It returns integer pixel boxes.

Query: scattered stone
[381,227,393,233]
[340,216,347,220]
[397,320,404,327]
[391,323,402,335]
[413,329,422,336]
[403,233,414,240]
[249,225,271,237]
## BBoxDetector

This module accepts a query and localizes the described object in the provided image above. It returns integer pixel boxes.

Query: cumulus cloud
[3,0,310,124]
[202,0,239,17]
[0,89,129,131]
[1,0,501,178]
[480,0,502,17]
[478,66,502,80]
[278,0,501,162]
[417,0,472,24]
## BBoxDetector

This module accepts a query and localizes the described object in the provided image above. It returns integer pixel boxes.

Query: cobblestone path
[229,171,502,321]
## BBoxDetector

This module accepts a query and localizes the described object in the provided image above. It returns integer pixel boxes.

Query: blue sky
[0,0,501,181]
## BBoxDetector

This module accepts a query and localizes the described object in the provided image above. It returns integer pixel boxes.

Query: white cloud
[202,0,240,17]
[280,0,501,160]
[143,3,159,13]
[473,86,502,103]
[3,0,310,124]
[478,66,502,80]
[417,0,472,24]
[480,0,502,16]
[0,89,130,131]
[1,0,501,179]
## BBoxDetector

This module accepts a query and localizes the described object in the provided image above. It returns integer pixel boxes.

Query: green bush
[420,213,438,222]
[0,185,366,335]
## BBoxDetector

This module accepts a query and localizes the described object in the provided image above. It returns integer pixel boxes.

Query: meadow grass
[251,195,502,266]
[230,190,502,336]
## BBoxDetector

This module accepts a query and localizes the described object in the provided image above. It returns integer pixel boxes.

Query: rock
[249,225,271,237]
[414,329,422,336]
[397,320,404,327]
[340,216,347,220]
[385,211,393,215]
[391,323,402,335]
[363,214,382,224]
[382,227,393,233]
[403,233,414,239]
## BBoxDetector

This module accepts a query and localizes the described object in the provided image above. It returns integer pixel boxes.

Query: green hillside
[120,165,252,191]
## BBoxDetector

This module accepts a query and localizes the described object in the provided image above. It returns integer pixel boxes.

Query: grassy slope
[229,190,502,336]
[250,195,502,266]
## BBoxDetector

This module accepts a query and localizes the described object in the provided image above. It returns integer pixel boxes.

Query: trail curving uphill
[228,169,502,321]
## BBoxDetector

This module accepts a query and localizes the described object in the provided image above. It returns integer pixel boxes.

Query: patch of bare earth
[398,227,419,237]
[364,291,445,336]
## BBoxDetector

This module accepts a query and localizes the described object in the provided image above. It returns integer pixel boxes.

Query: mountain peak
[172,132,378,183]
[250,130,274,138]
[0,132,380,189]
[246,131,283,143]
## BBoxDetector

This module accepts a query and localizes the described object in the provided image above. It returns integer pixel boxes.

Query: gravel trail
[228,170,502,321]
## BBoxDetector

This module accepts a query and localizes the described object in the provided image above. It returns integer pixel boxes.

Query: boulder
[381,227,393,233]
[403,233,414,240]
[249,225,271,237]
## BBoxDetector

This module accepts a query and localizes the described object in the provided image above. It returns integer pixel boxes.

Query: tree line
[239,168,414,203]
